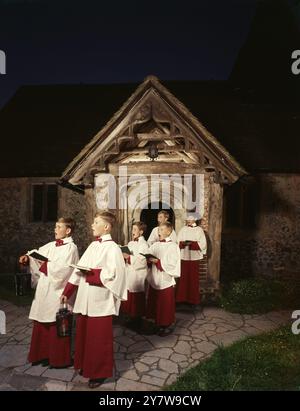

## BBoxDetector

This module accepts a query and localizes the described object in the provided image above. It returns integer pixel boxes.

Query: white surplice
[147,237,181,290]
[125,236,149,292]
[68,234,127,317]
[177,226,207,261]
[28,236,79,322]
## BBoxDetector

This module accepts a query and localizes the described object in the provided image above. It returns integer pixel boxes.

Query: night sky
[0,0,299,108]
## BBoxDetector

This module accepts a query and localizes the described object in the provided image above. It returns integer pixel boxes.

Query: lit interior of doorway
[140,201,175,240]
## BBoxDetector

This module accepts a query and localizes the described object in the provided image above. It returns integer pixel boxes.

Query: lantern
[56,303,73,337]
[148,143,158,161]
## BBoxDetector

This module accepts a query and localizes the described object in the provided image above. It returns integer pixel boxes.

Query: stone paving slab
[0,298,292,391]
[42,368,76,382]
[0,345,29,368]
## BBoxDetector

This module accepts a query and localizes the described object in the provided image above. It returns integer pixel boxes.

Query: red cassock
[175,259,201,305]
[145,238,181,327]
[64,276,114,379]
[121,291,146,318]
[175,225,207,305]
[74,314,113,379]
[28,321,71,367]
[120,236,149,318]
[120,237,148,318]
[146,285,175,326]
[176,241,200,304]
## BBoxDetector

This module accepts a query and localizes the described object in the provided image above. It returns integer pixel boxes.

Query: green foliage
[220,278,300,314]
[167,325,300,391]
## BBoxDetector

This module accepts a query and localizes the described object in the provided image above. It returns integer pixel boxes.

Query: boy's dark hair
[133,221,147,235]
[95,211,116,228]
[58,217,76,233]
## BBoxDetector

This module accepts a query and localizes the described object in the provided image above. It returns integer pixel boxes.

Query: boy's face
[92,216,111,237]
[132,225,143,240]
[55,222,71,239]
[158,225,171,239]
[157,213,168,224]
[187,218,196,227]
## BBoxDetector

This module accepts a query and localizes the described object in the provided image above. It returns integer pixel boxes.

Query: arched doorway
[140,201,175,240]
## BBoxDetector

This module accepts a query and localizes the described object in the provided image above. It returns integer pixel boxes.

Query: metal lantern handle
[61,302,68,310]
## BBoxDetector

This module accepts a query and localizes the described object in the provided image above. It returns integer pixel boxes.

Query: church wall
[221,173,300,282]
[0,178,87,274]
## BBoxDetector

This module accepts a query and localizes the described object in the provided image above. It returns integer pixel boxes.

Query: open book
[120,246,133,255]
[139,253,157,259]
[28,250,49,262]
[69,263,91,272]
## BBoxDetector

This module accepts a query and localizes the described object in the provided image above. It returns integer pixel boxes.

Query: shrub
[220,278,296,314]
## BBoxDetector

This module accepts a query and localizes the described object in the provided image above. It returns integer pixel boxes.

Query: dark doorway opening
[140,201,175,240]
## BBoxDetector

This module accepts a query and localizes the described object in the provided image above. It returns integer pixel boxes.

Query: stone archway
[93,166,221,291]
[121,176,188,244]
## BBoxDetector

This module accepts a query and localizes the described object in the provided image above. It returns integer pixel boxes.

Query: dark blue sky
[0,0,298,108]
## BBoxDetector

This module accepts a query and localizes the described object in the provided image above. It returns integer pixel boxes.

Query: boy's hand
[60,295,67,304]
[148,257,158,264]
[19,255,29,265]
[122,253,130,260]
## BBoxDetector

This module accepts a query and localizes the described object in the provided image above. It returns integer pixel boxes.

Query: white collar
[100,233,112,241]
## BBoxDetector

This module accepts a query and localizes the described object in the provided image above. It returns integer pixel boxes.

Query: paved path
[0,299,291,391]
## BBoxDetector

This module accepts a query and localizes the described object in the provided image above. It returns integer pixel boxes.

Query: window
[223,179,259,230]
[31,184,58,222]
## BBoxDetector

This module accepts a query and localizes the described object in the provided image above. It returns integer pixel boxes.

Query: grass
[219,278,300,314]
[166,325,300,391]
[0,273,34,306]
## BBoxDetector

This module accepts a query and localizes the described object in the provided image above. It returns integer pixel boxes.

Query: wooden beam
[109,162,205,175]
[118,145,202,155]
[117,136,135,143]
[136,133,185,141]
[207,181,223,289]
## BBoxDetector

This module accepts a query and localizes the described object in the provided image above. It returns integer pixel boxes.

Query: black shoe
[49,358,73,369]
[88,378,106,389]
[157,326,174,337]
[195,304,203,313]
[176,302,200,312]
[31,358,49,367]
[140,320,158,335]
[126,317,142,332]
